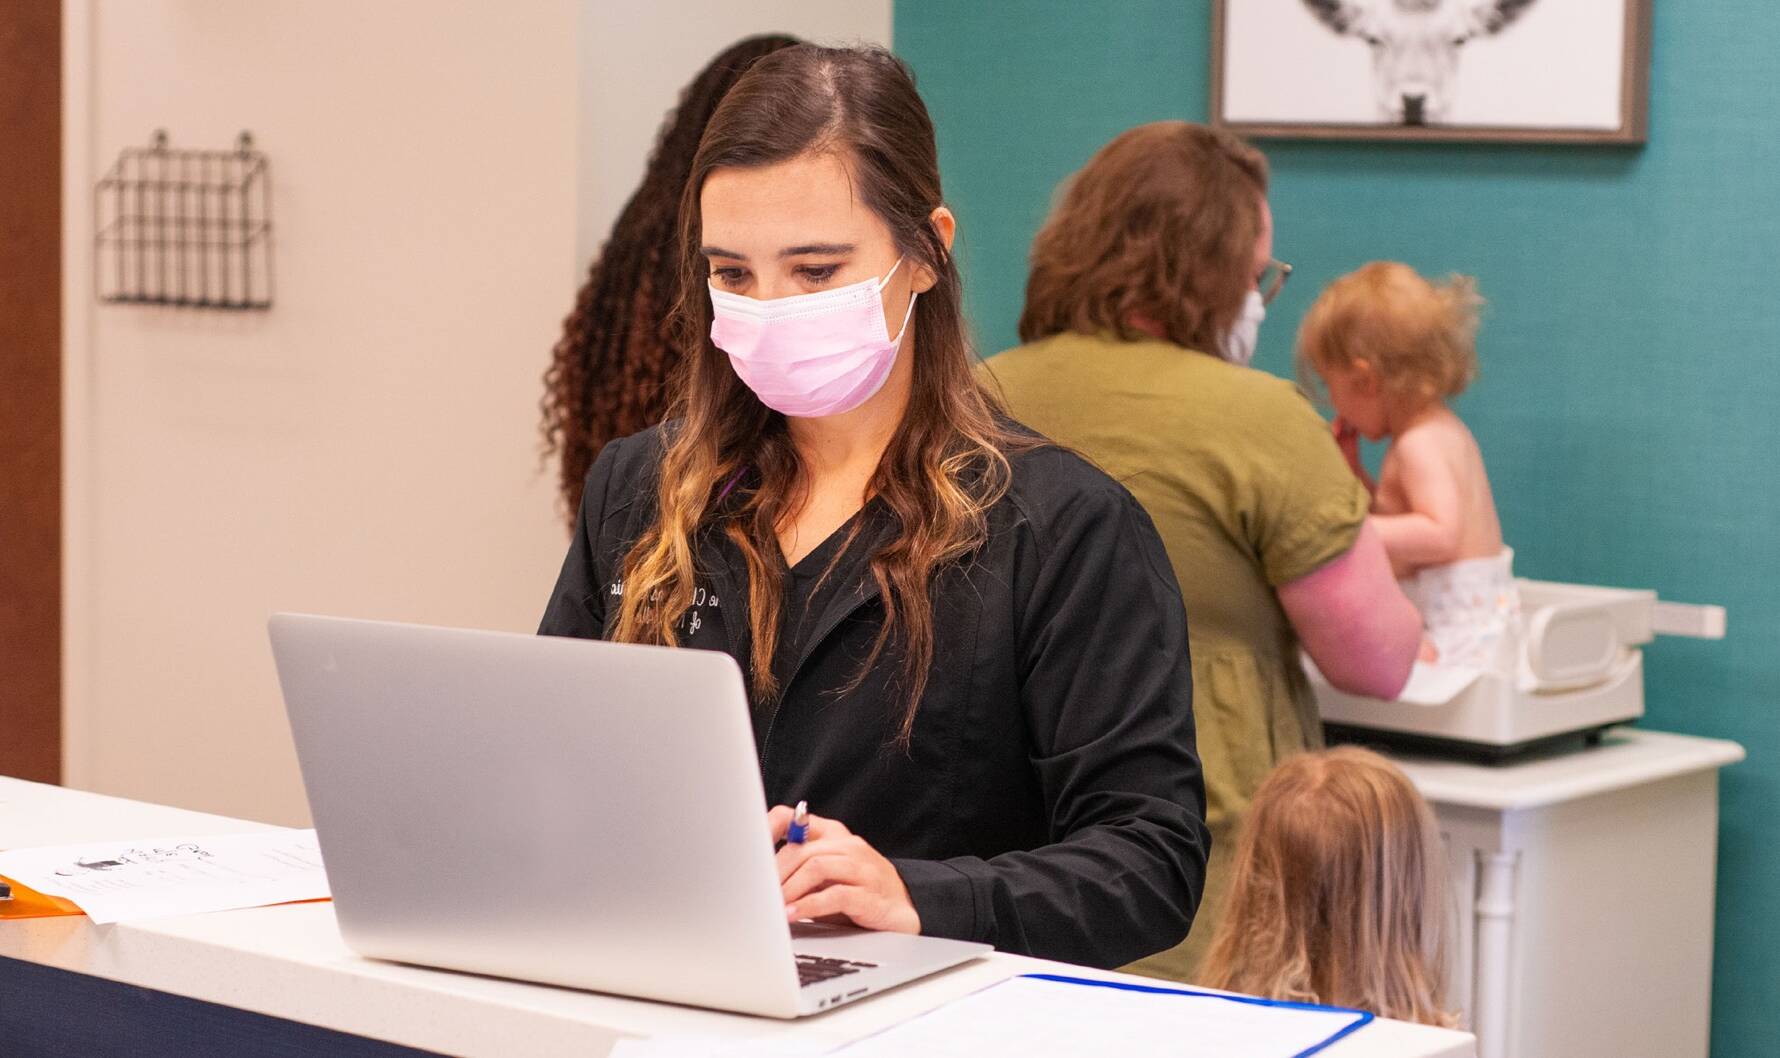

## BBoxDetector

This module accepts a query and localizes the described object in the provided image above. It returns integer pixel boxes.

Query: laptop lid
[269,614,805,1017]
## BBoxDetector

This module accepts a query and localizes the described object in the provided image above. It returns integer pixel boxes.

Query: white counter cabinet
[1390,728,1744,1058]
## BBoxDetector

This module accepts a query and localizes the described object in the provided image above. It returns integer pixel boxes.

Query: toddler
[1197,747,1456,1028]
[1298,262,1517,671]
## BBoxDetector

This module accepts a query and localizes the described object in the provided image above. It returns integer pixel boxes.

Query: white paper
[1394,661,1485,706]
[0,829,329,924]
[1304,654,1483,706]
[826,976,1369,1058]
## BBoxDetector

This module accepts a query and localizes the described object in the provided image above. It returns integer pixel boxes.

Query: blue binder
[1020,973,1376,1058]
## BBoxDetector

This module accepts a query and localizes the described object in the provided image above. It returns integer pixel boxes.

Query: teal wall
[897,3,1778,1053]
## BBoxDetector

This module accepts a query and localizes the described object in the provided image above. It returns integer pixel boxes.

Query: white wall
[576,2,893,271]
[61,2,896,827]
[63,1,581,825]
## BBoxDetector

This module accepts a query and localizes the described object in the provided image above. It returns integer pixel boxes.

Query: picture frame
[1211,0,1651,144]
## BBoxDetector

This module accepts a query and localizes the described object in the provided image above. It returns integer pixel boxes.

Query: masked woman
[540,47,1208,969]
[984,122,1422,980]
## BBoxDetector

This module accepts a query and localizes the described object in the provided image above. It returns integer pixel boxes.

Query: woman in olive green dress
[984,122,1423,981]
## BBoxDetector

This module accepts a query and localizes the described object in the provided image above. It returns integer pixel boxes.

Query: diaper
[1399,548,1522,673]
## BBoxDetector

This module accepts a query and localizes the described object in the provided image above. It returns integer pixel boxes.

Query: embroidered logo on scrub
[607,581,721,636]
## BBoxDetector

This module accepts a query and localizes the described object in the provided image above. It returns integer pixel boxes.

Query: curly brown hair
[539,34,801,522]
[1018,121,1269,356]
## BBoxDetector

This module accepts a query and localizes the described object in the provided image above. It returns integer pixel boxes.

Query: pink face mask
[709,258,916,419]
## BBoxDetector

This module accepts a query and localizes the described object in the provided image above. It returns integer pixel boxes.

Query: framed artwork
[1212,0,1651,144]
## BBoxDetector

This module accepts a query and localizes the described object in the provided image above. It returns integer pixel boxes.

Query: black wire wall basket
[95,130,273,310]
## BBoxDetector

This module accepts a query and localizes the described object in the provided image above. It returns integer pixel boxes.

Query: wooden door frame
[0,0,63,783]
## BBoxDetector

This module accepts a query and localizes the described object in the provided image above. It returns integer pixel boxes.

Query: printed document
[0,829,329,924]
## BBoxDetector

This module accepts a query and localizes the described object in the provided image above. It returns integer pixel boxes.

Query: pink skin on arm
[1277,520,1421,700]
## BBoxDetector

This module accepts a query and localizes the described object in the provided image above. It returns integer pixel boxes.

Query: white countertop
[1,778,1473,1057]
[1390,727,1745,811]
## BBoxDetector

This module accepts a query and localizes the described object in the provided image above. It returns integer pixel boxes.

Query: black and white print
[1216,0,1642,139]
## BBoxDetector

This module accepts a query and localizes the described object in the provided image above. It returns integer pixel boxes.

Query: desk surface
[1390,727,1745,811]
[0,778,1473,1057]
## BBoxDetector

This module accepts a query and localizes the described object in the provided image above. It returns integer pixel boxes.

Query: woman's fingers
[775,838,814,884]
[785,883,876,926]
[772,811,853,880]
[800,813,845,840]
[775,831,853,883]
[767,805,795,843]
[763,813,921,934]
[767,807,845,846]
[781,852,865,905]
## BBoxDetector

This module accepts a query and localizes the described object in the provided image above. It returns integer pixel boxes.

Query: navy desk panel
[0,956,444,1057]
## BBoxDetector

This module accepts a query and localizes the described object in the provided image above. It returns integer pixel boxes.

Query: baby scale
[1311,579,1726,761]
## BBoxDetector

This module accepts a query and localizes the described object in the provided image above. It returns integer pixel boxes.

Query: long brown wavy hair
[539,34,801,523]
[610,44,1028,741]
[1198,747,1456,1028]
[1018,121,1269,356]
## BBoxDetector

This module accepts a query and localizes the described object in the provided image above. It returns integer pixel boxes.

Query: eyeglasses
[1258,258,1293,307]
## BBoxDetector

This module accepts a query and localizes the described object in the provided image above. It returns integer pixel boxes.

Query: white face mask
[1222,289,1266,367]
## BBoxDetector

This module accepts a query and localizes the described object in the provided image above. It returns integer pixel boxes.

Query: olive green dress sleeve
[1246,386,1371,587]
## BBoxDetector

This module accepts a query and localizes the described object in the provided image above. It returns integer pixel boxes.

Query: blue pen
[787,800,809,845]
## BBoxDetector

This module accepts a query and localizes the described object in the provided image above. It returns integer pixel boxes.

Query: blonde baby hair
[1197,746,1457,1028]
[1297,261,1483,409]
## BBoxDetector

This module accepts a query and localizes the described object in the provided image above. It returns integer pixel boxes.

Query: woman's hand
[768,806,921,934]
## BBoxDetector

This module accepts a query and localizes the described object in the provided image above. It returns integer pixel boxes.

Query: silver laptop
[268,613,987,1018]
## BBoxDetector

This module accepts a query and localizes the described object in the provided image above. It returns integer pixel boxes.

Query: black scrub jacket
[538,424,1209,970]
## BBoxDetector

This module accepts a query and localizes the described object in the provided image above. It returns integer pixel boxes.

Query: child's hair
[1297,261,1482,408]
[1197,746,1456,1028]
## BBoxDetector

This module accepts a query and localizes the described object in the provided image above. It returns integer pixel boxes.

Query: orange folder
[0,875,329,921]
[0,875,85,920]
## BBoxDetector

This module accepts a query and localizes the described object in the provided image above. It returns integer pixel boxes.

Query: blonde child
[1197,747,1456,1028]
[1298,262,1517,671]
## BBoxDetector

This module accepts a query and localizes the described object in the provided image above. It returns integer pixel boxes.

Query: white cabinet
[1392,729,1744,1058]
